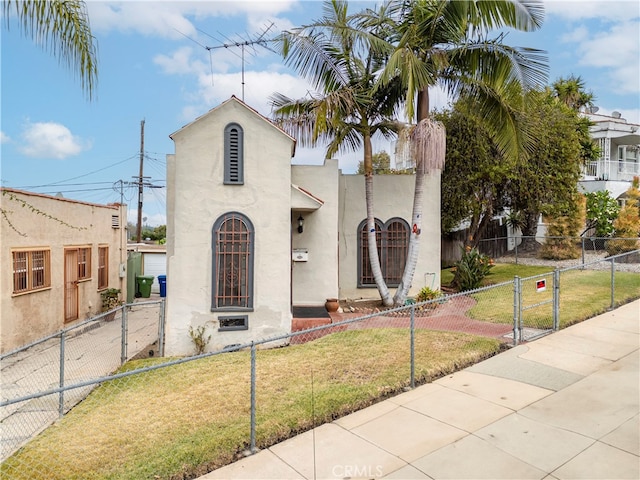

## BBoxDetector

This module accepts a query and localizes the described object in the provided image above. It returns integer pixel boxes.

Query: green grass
[444,264,640,329]
[1,329,501,480]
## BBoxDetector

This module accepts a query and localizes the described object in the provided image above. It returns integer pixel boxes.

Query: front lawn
[1,329,501,480]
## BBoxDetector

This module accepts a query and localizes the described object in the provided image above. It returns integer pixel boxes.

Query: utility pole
[136,120,145,243]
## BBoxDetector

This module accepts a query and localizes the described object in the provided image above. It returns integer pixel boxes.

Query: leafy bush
[415,286,442,303]
[451,247,494,291]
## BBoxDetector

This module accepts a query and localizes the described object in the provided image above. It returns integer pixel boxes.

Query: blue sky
[2,0,639,227]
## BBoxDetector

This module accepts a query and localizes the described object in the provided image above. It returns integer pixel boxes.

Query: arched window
[357,217,409,287]
[212,212,254,311]
[224,123,244,184]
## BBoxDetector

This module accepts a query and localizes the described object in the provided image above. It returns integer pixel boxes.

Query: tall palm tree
[552,75,594,112]
[271,0,404,305]
[378,0,548,304]
[2,0,98,99]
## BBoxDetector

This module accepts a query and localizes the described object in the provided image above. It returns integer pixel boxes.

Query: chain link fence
[1,250,638,479]
[1,300,163,462]
[477,235,640,268]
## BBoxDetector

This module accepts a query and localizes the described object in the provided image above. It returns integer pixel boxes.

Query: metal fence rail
[0,300,163,461]
[1,251,639,478]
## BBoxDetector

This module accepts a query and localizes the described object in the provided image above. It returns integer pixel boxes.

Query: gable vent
[224,123,244,185]
[111,215,120,228]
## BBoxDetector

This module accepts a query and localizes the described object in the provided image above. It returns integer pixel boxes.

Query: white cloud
[561,19,640,95]
[545,0,639,22]
[18,121,90,159]
[190,69,312,119]
[154,46,207,75]
[87,0,298,39]
[128,209,167,228]
[0,131,10,144]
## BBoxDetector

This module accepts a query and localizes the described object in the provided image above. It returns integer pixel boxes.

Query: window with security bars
[12,249,51,294]
[98,246,109,289]
[358,218,409,287]
[224,123,244,184]
[77,247,91,281]
[212,212,254,311]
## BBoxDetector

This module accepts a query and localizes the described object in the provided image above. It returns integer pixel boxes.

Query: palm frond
[3,0,98,100]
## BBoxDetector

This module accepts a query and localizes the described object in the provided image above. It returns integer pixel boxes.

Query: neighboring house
[165,96,441,355]
[1,189,127,353]
[581,112,640,201]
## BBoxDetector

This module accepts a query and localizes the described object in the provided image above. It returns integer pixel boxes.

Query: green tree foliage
[436,103,512,245]
[2,0,98,99]
[271,0,405,306]
[540,193,585,260]
[508,88,585,250]
[608,177,640,253]
[585,190,620,237]
[377,0,547,305]
[274,0,547,306]
[356,151,391,174]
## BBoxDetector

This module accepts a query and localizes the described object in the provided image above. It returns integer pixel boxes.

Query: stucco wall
[165,98,295,355]
[1,189,126,353]
[291,159,340,305]
[337,173,441,300]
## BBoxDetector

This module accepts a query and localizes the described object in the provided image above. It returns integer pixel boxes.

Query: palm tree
[271,0,404,305]
[2,0,98,99]
[552,75,594,112]
[378,0,548,304]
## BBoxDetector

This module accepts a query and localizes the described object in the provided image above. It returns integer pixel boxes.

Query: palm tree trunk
[394,88,445,305]
[364,134,393,306]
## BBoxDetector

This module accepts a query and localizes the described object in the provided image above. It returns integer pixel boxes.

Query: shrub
[452,247,494,291]
[188,325,211,355]
[415,286,442,303]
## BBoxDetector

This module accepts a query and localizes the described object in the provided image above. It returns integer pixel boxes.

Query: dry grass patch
[2,329,500,480]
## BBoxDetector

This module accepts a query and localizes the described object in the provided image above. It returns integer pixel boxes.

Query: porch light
[297,215,304,234]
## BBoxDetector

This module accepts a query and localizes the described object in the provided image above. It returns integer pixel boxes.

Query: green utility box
[136,275,154,298]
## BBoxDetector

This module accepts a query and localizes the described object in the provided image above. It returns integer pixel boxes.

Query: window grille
[219,315,249,331]
[212,212,254,310]
[358,218,409,287]
[12,249,51,294]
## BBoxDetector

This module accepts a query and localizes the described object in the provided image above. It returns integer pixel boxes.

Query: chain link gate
[513,270,559,344]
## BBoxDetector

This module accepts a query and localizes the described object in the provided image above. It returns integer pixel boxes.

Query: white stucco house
[580,112,640,200]
[164,96,441,356]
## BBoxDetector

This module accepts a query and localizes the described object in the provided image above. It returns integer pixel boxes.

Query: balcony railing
[582,160,639,182]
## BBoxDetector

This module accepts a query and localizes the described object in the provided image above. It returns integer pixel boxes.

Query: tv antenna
[179,22,277,102]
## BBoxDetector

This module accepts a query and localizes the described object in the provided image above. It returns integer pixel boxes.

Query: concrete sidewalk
[201,300,639,480]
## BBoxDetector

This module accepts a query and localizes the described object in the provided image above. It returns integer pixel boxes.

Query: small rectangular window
[219,315,248,331]
[98,246,109,289]
[77,247,91,281]
[12,249,51,294]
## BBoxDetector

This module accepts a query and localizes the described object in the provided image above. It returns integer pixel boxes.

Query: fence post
[250,342,257,454]
[58,331,65,418]
[553,269,560,331]
[513,276,520,346]
[610,257,615,310]
[120,304,128,365]
[581,237,585,268]
[410,304,415,389]
[158,299,166,357]
[515,241,519,265]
